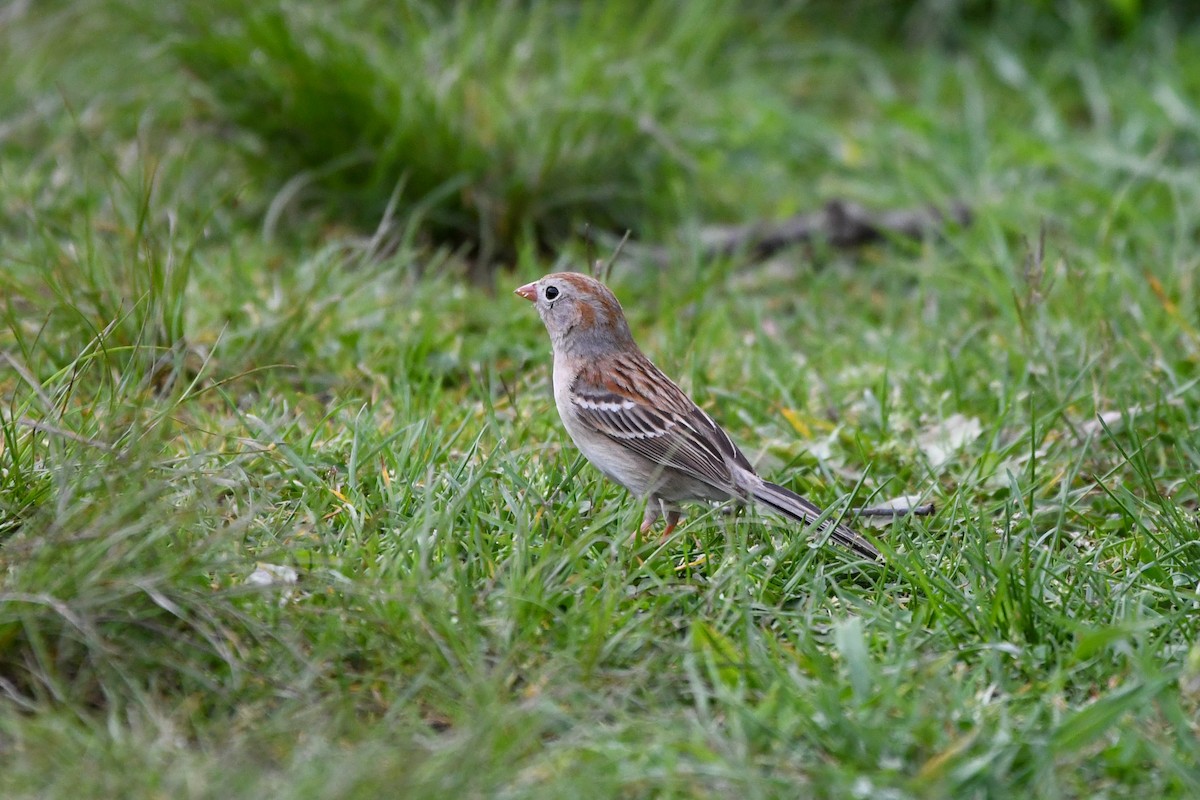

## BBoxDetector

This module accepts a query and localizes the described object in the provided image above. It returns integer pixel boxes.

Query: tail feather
[750,481,880,561]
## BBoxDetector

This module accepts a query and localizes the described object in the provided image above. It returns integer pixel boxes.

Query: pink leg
[637,505,659,540]
[660,509,682,539]
[633,503,681,542]
[635,500,683,541]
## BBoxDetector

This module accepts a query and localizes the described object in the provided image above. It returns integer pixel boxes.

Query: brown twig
[593,199,971,266]
[854,502,936,518]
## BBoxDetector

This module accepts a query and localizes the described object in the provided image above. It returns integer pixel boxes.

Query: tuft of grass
[167,0,768,264]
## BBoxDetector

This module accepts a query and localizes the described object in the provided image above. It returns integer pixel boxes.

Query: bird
[515,271,879,561]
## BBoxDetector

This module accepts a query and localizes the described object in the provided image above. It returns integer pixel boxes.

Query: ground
[1,2,1198,798]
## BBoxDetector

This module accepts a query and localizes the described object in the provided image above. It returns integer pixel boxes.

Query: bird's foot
[632,510,683,543]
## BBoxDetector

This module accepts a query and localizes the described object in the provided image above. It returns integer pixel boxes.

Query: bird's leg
[660,508,682,539]
[636,500,682,541]
[635,503,661,544]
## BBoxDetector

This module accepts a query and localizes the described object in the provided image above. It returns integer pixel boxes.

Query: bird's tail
[750,480,880,561]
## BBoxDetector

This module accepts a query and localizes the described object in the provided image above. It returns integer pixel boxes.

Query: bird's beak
[514,282,537,302]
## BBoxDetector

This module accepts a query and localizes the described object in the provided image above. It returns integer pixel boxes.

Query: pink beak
[514,282,537,302]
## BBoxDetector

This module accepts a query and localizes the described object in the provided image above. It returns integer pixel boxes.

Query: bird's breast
[553,364,656,497]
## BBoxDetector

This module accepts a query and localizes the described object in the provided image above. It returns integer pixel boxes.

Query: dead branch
[598,199,971,266]
[854,502,936,518]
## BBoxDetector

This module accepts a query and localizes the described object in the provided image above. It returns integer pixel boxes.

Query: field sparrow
[516,272,879,560]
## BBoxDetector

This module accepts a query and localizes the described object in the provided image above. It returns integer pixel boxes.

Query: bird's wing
[570,354,754,492]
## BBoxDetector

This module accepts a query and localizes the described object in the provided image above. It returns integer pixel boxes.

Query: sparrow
[516,271,879,560]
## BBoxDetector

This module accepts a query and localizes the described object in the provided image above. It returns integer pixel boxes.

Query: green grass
[3,1,1200,797]
[165,0,767,263]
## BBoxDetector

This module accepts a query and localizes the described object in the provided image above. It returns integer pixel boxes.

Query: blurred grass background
[2,0,1200,797]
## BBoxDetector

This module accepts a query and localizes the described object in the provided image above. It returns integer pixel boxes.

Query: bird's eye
[544,285,560,300]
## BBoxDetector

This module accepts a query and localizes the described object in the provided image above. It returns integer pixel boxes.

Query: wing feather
[570,356,754,492]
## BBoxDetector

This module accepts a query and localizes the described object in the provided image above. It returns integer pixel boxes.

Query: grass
[2,1,1200,797]
[166,0,764,263]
